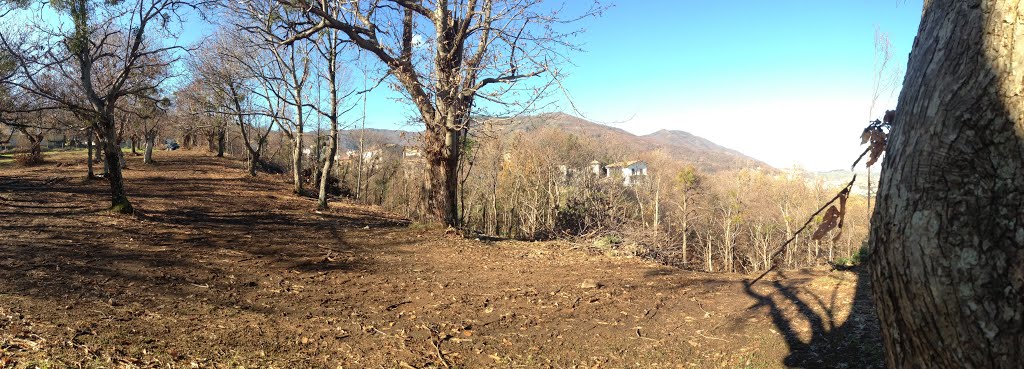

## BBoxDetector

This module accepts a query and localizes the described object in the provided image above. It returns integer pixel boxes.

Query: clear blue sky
[175,1,926,171]
[351,0,926,171]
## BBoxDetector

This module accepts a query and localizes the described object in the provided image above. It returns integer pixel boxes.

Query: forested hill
[502,112,772,172]
[335,112,771,173]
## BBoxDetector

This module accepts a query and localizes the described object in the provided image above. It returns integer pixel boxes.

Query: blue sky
[352,0,926,171]
[10,0,925,171]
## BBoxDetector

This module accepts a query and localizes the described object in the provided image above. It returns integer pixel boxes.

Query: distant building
[338,144,409,163]
[590,160,606,176]
[403,147,423,158]
[590,160,648,185]
[2,130,75,150]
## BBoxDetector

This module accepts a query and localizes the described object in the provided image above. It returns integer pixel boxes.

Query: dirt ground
[0,151,884,368]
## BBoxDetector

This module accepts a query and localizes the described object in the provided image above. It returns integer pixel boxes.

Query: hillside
[642,128,771,172]
[501,112,772,172]
[331,113,770,172]
[0,151,881,368]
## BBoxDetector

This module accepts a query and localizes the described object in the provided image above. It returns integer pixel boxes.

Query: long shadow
[743,268,884,369]
[0,158,414,318]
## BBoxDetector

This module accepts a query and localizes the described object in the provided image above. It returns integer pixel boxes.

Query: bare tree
[308,16,356,209]
[274,0,601,226]
[175,79,227,157]
[227,1,318,194]
[0,0,209,213]
[119,94,170,164]
[670,165,701,267]
[188,37,276,177]
[869,0,1024,367]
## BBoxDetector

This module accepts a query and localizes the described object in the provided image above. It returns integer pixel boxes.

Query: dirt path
[0,151,883,368]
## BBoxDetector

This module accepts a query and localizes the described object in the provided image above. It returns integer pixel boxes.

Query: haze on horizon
[348,0,925,172]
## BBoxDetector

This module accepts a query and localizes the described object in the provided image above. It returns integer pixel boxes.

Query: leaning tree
[869,0,1024,367]
[275,0,601,226]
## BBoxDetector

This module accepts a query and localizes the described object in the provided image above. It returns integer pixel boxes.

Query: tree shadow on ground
[0,163,413,317]
[743,268,884,369]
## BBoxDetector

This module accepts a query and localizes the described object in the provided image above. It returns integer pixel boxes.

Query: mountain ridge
[333,112,772,172]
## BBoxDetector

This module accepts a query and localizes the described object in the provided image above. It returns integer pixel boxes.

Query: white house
[603,160,648,185]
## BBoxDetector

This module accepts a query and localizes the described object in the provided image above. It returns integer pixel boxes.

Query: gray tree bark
[869,1,1024,368]
[143,131,156,164]
[216,126,226,157]
[317,31,341,210]
[86,127,94,178]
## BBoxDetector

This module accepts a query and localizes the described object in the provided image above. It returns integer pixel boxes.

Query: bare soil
[0,151,883,368]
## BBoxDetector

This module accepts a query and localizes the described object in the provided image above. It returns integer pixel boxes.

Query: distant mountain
[641,129,770,172]
[503,112,771,172]
[328,113,772,172]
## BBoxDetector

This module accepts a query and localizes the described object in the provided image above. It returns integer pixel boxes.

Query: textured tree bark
[869,1,1024,368]
[291,132,303,193]
[425,125,461,226]
[290,86,305,195]
[318,128,337,210]
[216,127,226,157]
[143,132,155,164]
[97,113,132,213]
[317,41,341,210]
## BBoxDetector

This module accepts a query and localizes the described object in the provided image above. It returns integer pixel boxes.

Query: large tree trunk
[869,1,1024,368]
[425,125,460,226]
[96,115,132,213]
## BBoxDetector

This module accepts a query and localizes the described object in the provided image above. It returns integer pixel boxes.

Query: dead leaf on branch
[812,187,851,242]
[865,128,887,167]
[853,110,893,169]
[812,205,841,241]
[832,188,850,242]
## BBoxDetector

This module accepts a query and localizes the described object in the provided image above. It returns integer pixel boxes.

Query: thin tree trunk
[653,178,660,230]
[292,132,303,194]
[143,132,155,164]
[318,129,338,209]
[93,130,103,163]
[291,85,305,194]
[318,38,341,209]
[870,1,1024,367]
[216,126,226,157]
[230,86,259,177]
[86,127,94,178]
